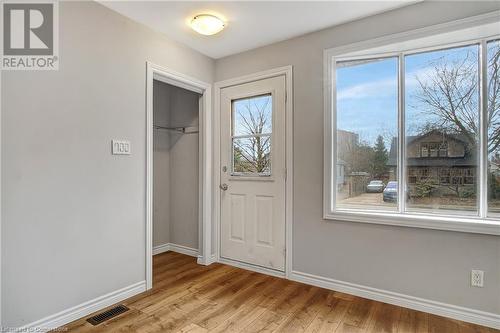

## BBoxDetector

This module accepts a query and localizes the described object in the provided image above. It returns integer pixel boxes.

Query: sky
[232,94,272,137]
[336,44,481,148]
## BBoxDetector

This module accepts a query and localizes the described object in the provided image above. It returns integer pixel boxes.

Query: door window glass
[231,94,272,175]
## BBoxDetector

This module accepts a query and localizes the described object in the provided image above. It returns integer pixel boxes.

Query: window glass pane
[231,94,272,175]
[232,136,271,174]
[405,45,480,215]
[336,57,399,211]
[487,40,500,216]
[232,94,272,136]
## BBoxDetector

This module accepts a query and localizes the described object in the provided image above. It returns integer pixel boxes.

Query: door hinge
[284,168,287,181]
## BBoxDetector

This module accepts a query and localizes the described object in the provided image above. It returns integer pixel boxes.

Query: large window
[335,57,398,211]
[405,45,480,215]
[326,28,500,233]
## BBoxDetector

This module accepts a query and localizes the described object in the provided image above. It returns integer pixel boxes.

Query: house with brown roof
[388,130,477,197]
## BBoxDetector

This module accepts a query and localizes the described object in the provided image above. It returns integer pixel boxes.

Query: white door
[220,75,286,271]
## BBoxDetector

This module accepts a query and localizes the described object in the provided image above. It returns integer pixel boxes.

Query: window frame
[323,14,500,235]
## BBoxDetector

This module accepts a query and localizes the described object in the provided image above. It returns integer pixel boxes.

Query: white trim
[152,243,170,255]
[198,253,217,265]
[398,54,406,214]
[290,270,500,330]
[146,62,213,290]
[323,49,334,223]
[153,72,204,95]
[480,40,489,218]
[325,210,500,235]
[0,58,2,327]
[323,12,500,236]
[213,66,293,278]
[19,281,146,331]
[146,64,153,290]
[284,66,294,279]
[218,257,286,279]
[153,243,199,257]
[160,243,199,257]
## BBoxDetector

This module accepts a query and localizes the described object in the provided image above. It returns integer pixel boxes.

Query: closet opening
[153,79,201,276]
[146,63,212,290]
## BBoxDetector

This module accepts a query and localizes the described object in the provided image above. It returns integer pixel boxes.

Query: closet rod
[154,125,199,134]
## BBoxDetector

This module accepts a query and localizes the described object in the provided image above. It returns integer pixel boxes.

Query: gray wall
[1,1,213,327]
[153,81,171,247]
[168,85,200,249]
[153,81,199,250]
[215,1,500,314]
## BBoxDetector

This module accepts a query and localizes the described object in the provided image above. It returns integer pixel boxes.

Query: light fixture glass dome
[190,14,225,36]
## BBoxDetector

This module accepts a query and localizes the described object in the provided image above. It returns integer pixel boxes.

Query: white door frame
[146,62,212,290]
[214,66,293,278]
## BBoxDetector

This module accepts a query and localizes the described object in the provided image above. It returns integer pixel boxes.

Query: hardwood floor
[64,252,498,333]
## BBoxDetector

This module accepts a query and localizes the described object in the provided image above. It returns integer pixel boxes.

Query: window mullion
[398,53,406,214]
[479,39,488,218]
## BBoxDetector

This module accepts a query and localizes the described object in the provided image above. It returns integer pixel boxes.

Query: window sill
[324,210,500,236]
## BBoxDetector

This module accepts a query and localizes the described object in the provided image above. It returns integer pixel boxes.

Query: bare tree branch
[413,45,500,156]
[233,96,272,173]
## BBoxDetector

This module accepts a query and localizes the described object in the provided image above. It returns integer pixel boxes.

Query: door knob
[220,183,228,191]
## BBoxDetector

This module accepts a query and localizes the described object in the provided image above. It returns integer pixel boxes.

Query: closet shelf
[154,125,199,134]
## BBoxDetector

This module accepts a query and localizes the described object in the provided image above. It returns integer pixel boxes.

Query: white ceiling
[100,1,420,59]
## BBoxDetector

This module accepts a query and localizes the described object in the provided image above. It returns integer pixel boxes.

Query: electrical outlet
[471,270,484,287]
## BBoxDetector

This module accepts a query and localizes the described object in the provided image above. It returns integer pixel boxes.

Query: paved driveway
[338,192,396,209]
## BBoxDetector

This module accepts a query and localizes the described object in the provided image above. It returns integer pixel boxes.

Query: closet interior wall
[153,80,200,252]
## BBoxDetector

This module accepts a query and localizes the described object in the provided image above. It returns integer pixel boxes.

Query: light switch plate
[112,140,131,155]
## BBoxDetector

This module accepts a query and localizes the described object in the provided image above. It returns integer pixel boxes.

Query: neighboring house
[337,159,346,188]
[490,161,500,177]
[387,130,477,196]
[337,129,359,166]
[336,130,359,197]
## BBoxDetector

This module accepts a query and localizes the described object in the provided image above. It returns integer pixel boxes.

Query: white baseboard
[153,243,198,257]
[197,253,216,265]
[290,270,500,330]
[169,243,198,257]
[19,281,146,331]
[152,243,170,255]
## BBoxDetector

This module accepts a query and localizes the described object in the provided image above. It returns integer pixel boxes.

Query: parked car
[383,181,398,202]
[366,180,384,193]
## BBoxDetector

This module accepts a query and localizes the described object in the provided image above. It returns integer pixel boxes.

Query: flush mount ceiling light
[190,14,225,36]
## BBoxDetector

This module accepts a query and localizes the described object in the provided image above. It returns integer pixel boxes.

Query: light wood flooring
[63,251,499,333]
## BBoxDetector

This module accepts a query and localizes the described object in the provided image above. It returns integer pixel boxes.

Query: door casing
[214,66,293,278]
[146,62,213,290]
